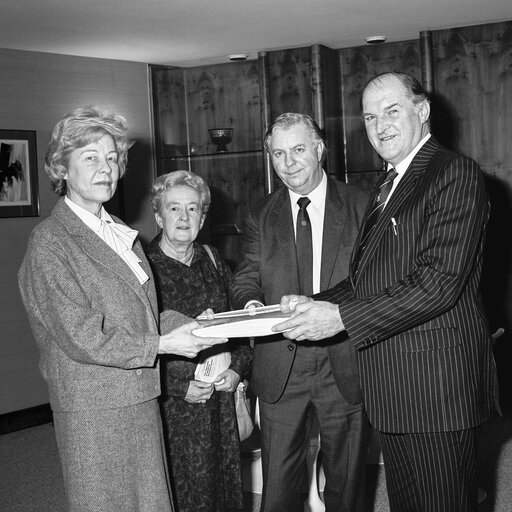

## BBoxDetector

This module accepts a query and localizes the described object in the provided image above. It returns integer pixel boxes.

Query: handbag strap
[202,243,233,311]
[203,244,217,269]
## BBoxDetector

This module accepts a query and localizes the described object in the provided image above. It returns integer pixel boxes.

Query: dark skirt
[161,390,244,512]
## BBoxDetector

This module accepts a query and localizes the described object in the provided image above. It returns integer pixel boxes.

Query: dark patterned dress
[147,238,252,512]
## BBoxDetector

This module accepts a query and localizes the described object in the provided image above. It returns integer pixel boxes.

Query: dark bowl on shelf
[208,128,233,153]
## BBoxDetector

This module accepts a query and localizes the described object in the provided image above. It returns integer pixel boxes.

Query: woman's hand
[213,369,240,392]
[199,308,215,320]
[184,380,214,404]
[158,321,227,358]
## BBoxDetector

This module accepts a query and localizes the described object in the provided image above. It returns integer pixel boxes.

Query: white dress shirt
[288,171,327,295]
[385,133,431,207]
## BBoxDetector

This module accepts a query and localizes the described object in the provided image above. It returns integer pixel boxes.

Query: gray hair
[151,170,211,215]
[45,105,128,196]
[264,112,326,163]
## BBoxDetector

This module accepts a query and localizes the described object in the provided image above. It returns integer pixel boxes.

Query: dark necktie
[353,168,398,273]
[296,196,313,295]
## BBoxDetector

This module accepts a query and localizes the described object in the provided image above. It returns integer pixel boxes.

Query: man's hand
[184,380,214,404]
[272,300,345,341]
[213,369,240,392]
[278,294,312,312]
[158,321,228,358]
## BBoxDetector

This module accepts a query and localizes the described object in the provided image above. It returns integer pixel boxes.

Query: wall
[0,48,156,415]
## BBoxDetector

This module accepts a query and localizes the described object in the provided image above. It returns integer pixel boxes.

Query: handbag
[235,380,254,441]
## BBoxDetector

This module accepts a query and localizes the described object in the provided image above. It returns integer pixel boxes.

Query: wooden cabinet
[150,62,266,267]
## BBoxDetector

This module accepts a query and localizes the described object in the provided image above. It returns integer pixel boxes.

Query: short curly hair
[45,105,129,196]
[151,170,211,216]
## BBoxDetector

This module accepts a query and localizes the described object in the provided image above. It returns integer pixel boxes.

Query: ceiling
[2,0,511,68]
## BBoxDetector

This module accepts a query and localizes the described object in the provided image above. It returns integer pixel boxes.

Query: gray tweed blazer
[18,198,190,412]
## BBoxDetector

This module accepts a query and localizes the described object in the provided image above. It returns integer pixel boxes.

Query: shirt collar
[64,196,139,247]
[388,133,431,176]
[64,196,104,233]
[288,170,327,207]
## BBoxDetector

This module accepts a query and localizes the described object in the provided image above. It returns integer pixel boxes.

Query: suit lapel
[269,188,301,292]
[353,138,440,282]
[321,180,346,290]
[349,174,385,278]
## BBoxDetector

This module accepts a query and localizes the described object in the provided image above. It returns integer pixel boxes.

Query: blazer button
[136,369,142,375]
[287,344,295,351]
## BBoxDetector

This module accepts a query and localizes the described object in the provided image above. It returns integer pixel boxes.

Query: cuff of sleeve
[244,300,265,309]
[337,305,348,335]
[145,333,161,365]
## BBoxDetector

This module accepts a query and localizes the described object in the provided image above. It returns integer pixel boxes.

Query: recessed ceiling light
[228,54,249,61]
[365,36,387,44]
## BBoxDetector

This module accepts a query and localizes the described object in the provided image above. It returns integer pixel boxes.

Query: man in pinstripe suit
[273,72,499,511]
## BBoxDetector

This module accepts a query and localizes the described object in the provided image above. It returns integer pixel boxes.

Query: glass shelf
[162,149,263,161]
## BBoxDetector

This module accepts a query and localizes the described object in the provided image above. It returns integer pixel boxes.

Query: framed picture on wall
[0,130,39,218]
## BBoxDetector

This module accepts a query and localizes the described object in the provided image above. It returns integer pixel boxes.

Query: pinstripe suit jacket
[18,197,190,413]
[317,138,499,433]
[232,176,368,404]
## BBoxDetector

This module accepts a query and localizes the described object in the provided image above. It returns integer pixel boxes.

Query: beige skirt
[53,399,174,512]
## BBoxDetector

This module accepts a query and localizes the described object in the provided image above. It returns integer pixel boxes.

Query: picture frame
[0,130,39,218]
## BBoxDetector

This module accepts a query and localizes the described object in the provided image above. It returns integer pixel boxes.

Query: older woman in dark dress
[147,170,252,512]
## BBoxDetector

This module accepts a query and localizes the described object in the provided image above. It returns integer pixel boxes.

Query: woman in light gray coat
[17,106,226,512]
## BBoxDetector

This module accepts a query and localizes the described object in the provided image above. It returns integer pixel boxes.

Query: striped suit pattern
[316,137,499,508]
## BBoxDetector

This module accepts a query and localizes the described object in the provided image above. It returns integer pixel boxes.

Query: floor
[1,412,511,511]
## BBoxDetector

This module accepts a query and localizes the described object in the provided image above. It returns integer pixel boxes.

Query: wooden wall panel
[185,61,262,154]
[433,22,512,172]
[151,67,187,158]
[312,45,344,179]
[433,21,512,407]
[267,47,313,121]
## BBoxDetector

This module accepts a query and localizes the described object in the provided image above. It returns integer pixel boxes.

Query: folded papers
[193,305,292,338]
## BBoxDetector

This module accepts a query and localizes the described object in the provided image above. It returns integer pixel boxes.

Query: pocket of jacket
[399,327,460,353]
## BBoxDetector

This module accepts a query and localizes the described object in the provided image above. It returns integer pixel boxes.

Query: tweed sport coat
[231,176,368,404]
[316,137,500,433]
[18,198,190,413]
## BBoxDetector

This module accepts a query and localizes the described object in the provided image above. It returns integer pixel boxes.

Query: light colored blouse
[64,196,148,284]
